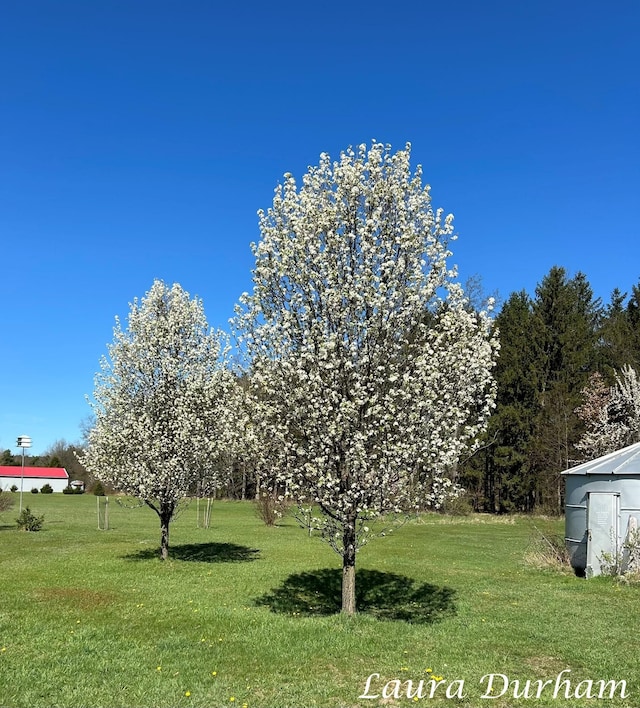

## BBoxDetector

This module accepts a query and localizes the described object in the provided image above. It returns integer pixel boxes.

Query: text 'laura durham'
[359,669,628,701]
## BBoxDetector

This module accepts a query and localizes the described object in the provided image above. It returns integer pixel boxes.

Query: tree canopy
[82,280,237,559]
[234,141,498,613]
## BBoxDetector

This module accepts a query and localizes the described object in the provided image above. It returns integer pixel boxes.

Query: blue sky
[1,1,639,455]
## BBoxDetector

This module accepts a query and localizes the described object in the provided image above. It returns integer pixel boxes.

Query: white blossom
[576,365,640,459]
[82,280,238,559]
[233,141,498,613]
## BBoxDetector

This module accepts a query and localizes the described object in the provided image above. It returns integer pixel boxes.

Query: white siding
[0,475,69,493]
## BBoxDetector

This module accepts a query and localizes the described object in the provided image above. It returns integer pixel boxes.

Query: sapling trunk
[342,519,357,615]
[160,515,170,560]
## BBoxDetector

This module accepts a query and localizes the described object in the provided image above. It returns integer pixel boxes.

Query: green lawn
[0,495,637,707]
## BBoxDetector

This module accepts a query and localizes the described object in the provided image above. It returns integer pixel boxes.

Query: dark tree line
[460,266,640,514]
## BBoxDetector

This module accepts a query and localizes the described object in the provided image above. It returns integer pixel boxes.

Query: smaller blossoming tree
[576,365,640,459]
[82,280,237,559]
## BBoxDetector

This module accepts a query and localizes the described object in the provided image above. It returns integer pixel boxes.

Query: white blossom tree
[234,142,499,614]
[82,280,237,559]
[576,365,640,459]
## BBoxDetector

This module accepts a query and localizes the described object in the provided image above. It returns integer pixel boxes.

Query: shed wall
[565,474,640,574]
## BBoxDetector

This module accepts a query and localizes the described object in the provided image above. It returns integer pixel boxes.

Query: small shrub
[599,528,640,579]
[524,526,571,570]
[441,492,473,516]
[31,487,39,494]
[10,485,18,493]
[255,489,291,526]
[40,484,54,494]
[0,490,15,513]
[63,485,84,495]
[16,507,44,532]
[92,481,106,496]
[599,550,622,577]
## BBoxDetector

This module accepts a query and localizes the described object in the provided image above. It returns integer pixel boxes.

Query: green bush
[10,485,18,493]
[441,492,473,516]
[31,487,39,494]
[16,506,44,532]
[62,485,84,495]
[40,484,54,494]
[92,481,106,496]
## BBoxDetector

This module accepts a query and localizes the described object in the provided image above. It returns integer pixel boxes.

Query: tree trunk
[341,519,357,615]
[160,513,171,560]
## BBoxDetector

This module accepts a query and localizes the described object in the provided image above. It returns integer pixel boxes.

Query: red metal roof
[0,466,69,479]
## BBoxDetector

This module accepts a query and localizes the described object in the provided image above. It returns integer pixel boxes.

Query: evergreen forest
[459,265,640,514]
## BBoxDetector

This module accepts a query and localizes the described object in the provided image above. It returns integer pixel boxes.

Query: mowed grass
[1,495,638,708]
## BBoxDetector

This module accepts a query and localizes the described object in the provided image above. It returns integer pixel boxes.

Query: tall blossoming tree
[234,142,498,614]
[83,280,236,559]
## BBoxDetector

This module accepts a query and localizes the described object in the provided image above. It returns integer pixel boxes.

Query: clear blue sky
[1,1,638,455]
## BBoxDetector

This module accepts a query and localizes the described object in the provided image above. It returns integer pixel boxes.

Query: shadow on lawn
[255,568,456,623]
[124,542,260,563]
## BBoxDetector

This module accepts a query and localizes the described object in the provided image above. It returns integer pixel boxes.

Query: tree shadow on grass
[255,568,456,624]
[123,542,260,563]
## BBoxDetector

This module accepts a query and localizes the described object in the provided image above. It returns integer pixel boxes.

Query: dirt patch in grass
[524,655,570,675]
[32,587,119,609]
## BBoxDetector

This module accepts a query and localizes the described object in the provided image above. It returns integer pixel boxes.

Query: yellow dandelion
[1,647,6,652]
[156,666,162,672]
[425,668,432,673]
[400,666,409,671]
[413,698,419,703]
[185,691,191,697]
[212,671,217,677]
[230,697,236,703]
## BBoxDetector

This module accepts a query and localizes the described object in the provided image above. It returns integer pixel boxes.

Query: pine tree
[529,267,601,510]
[461,291,539,511]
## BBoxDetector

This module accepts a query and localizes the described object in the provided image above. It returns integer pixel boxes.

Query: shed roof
[562,442,640,476]
[0,466,69,480]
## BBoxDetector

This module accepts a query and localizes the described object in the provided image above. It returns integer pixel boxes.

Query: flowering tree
[576,365,640,459]
[234,142,498,614]
[83,280,237,559]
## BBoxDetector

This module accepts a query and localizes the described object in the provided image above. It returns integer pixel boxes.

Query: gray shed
[563,441,640,577]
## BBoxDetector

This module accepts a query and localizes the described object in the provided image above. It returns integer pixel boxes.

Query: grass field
[1,495,638,708]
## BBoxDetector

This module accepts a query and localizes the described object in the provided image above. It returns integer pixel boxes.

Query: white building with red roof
[0,466,70,493]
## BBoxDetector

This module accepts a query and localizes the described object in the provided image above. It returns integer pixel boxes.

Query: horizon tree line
[5,268,640,520]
